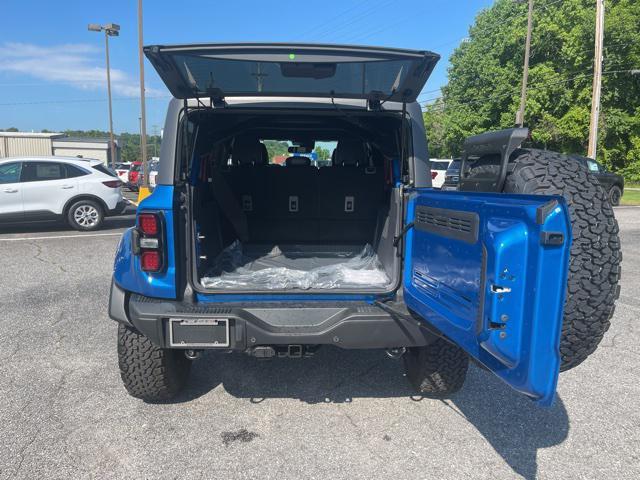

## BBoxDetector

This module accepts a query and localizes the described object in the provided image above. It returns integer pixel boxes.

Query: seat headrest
[334,139,366,166]
[285,156,311,167]
[232,136,263,165]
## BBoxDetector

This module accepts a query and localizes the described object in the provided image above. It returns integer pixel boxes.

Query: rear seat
[229,136,268,219]
[225,137,385,244]
[317,140,385,242]
[256,156,318,242]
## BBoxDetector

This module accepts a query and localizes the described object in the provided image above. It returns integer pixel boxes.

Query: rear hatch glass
[144,43,439,103]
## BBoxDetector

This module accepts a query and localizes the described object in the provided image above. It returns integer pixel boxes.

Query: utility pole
[88,23,120,168]
[588,0,605,159]
[515,0,534,127]
[138,0,149,186]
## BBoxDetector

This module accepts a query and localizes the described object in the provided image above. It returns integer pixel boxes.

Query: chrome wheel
[73,204,100,228]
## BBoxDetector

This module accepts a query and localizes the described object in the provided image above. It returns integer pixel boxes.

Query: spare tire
[465,149,621,371]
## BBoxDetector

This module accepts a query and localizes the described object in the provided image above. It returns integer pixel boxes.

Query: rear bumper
[109,281,434,350]
[108,200,128,216]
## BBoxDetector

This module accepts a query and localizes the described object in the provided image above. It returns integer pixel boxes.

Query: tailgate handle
[541,231,565,246]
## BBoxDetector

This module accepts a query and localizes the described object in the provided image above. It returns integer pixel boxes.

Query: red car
[127,161,142,191]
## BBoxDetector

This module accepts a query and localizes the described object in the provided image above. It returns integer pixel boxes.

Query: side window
[0,162,22,184]
[21,162,66,182]
[586,160,600,173]
[65,164,90,178]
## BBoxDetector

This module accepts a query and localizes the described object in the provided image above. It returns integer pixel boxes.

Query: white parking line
[0,232,124,242]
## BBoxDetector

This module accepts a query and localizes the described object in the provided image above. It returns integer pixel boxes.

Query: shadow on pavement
[173,347,569,479]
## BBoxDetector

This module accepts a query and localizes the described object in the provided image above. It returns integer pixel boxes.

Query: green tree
[314,146,331,161]
[424,0,640,178]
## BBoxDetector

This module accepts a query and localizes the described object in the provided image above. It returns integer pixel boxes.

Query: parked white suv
[429,159,452,188]
[0,156,126,231]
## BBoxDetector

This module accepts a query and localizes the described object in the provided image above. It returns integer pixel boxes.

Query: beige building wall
[52,147,108,164]
[0,136,54,157]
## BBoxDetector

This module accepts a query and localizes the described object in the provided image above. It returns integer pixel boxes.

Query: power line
[417,41,638,103]
[312,0,395,41]
[296,0,372,40]
[422,67,639,113]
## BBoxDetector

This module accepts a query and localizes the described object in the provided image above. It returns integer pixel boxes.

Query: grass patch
[621,189,640,206]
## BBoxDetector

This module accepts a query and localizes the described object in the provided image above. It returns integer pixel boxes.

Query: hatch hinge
[208,88,226,108]
[367,97,381,111]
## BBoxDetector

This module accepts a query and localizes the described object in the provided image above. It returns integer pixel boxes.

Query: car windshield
[430,161,450,170]
[447,160,461,172]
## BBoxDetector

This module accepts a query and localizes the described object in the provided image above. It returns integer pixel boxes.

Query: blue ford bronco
[109,43,621,405]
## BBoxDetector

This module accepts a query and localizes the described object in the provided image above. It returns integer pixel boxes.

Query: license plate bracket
[169,318,230,348]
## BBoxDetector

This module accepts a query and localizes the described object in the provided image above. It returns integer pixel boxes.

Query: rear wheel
[117,324,191,401]
[609,185,622,207]
[403,337,469,397]
[466,149,622,370]
[67,199,104,231]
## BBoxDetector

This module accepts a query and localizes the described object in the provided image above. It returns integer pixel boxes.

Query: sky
[0,0,494,134]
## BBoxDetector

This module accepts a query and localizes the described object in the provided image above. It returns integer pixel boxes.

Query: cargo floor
[200,242,391,290]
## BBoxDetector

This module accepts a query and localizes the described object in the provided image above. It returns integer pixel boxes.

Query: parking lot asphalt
[0,208,638,480]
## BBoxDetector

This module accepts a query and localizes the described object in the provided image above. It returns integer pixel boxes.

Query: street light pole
[138,0,149,187]
[88,23,120,168]
[104,32,116,168]
[515,0,534,127]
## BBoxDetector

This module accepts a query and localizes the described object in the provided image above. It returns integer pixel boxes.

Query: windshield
[430,161,451,170]
[447,160,461,172]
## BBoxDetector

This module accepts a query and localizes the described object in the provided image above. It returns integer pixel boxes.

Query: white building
[52,137,119,164]
[0,131,120,164]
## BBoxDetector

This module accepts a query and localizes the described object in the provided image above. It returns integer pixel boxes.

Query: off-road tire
[608,185,622,207]
[66,199,104,231]
[466,149,621,371]
[117,323,191,401]
[404,337,469,397]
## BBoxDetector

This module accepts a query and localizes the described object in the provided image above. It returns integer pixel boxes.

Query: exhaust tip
[385,347,406,359]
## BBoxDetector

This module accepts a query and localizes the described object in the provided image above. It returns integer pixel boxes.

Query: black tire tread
[117,323,191,401]
[404,337,469,397]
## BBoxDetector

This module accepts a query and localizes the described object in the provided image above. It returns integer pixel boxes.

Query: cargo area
[187,110,404,292]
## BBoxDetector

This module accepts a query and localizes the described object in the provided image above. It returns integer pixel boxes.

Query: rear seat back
[229,136,268,218]
[223,138,386,244]
[317,140,385,242]
[260,156,318,242]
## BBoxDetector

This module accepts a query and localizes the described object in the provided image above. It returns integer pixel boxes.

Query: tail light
[141,251,162,271]
[133,212,165,272]
[102,180,122,188]
[138,213,159,235]
[431,171,438,179]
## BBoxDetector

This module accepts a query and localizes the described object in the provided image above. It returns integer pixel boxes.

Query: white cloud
[0,42,164,97]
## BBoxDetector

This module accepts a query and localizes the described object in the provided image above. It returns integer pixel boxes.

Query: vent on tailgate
[415,205,479,244]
